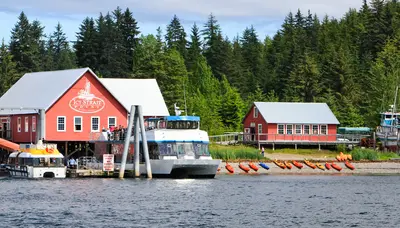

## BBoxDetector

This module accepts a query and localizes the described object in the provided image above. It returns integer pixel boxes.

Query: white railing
[209,133,367,144]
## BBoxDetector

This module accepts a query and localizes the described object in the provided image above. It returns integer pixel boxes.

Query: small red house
[0,68,169,144]
[243,102,340,143]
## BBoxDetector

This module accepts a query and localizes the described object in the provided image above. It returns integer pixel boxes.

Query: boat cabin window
[157,142,209,157]
[8,157,63,167]
[166,121,199,129]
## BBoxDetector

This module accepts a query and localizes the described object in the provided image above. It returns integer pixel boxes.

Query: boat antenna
[391,86,399,131]
[183,79,187,116]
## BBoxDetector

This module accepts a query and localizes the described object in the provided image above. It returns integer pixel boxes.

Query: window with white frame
[277,124,284,134]
[91,117,100,132]
[304,125,310,134]
[57,116,66,132]
[286,124,293,134]
[312,125,319,134]
[258,124,262,134]
[320,125,327,135]
[108,117,116,128]
[17,117,21,132]
[74,116,82,132]
[253,106,258,118]
[295,124,302,134]
[32,116,36,132]
[24,117,29,132]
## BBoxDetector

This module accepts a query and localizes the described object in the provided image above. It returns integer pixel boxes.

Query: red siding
[10,114,38,143]
[243,104,338,142]
[242,104,268,141]
[45,71,127,141]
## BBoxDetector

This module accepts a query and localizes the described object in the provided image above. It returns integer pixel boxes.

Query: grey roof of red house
[99,78,169,116]
[254,102,340,125]
[0,68,90,115]
[0,68,169,116]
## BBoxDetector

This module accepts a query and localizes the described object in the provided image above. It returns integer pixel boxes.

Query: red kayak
[345,161,355,170]
[325,162,331,170]
[331,162,342,172]
[292,160,303,169]
[225,163,234,173]
[239,163,250,172]
[248,162,259,172]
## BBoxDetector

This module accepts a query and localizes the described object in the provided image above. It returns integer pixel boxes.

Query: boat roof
[9,151,64,158]
[166,116,200,122]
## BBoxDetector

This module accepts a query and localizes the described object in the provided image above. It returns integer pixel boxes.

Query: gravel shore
[217,161,400,175]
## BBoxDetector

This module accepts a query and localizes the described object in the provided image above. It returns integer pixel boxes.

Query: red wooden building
[243,102,340,144]
[0,68,169,158]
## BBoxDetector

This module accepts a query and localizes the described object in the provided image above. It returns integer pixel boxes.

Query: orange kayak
[284,161,292,169]
[304,160,316,169]
[292,160,303,169]
[273,160,286,169]
[331,162,342,171]
[225,163,234,173]
[248,162,259,172]
[325,162,331,170]
[239,163,250,172]
[345,161,355,170]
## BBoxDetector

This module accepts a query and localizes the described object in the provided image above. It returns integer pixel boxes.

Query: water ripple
[1,175,400,227]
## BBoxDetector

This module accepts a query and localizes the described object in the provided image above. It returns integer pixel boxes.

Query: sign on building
[103,154,114,171]
[69,79,105,113]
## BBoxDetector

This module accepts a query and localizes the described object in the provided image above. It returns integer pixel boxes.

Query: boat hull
[123,159,222,178]
[7,165,67,179]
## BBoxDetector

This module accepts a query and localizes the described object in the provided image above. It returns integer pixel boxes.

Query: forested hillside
[0,0,400,135]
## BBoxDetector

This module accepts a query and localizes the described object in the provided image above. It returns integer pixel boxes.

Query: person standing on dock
[261,147,265,157]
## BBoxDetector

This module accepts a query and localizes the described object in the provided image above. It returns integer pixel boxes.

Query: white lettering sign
[69,79,105,113]
[103,154,114,171]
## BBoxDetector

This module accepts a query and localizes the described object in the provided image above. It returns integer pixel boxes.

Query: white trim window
[277,124,284,134]
[312,125,319,134]
[32,116,36,132]
[295,124,302,134]
[24,117,29,132]
[74,116,83,132]
[57,116,66,132]
[108,117,117,128]
[304,125,310,134]
[91,117,100,132]
[253,106,258,118]
[286,124,293,135]
[17,117,21,132]
[258,124,262,134]
[320,125,328,135]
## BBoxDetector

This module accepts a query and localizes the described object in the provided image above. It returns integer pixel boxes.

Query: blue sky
[0,0,362,43]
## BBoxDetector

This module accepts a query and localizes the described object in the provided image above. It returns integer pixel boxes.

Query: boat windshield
[166,121,199,129]
[152,142,210,157]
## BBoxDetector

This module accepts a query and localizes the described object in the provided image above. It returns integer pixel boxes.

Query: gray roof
[0,68,91,114]
[100,78,170,116]
[254,102,340,124]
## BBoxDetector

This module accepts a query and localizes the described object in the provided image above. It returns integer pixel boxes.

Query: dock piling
[138,105,152,179]
[134,110,140,177]
[119,105,135,179]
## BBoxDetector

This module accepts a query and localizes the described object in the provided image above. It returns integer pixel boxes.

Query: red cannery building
[0,68,169,158]
[242,102,340,147]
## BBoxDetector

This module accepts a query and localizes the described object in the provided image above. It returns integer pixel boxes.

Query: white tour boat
[7,141,66,178]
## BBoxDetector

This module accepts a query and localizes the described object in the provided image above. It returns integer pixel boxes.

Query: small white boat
[6,141,66,178]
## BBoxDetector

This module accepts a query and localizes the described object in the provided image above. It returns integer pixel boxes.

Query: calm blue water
[1,175,399,228]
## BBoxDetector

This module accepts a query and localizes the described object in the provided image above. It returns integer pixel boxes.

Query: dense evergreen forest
[0,0,400,135]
